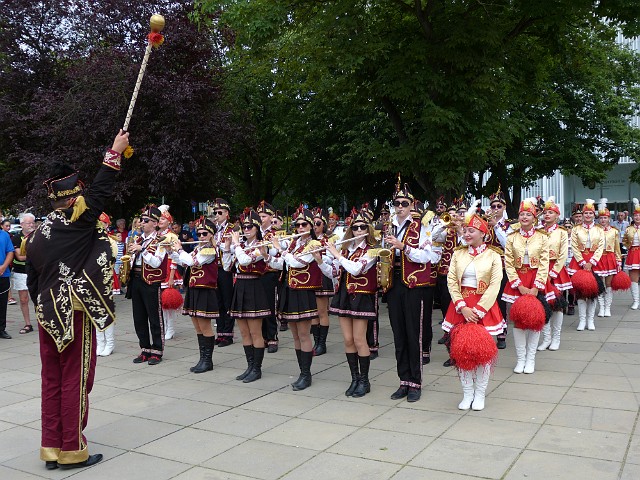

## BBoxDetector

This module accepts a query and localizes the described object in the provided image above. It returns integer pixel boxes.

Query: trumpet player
[212,198,236,347]
[127,206,168,366]
[268,207,320,391]
[170,219,219,373]
[257,200,281,352]
[384,181,441,403]
[316,210,378,398]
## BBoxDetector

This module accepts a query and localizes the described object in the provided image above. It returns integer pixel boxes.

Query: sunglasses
[141,218,153,223]
[351,224,368,231]
[243,225,255,230]
[214,211,225,215]
[197,231,209,237]
[294,222,309,228]
[490,204,504,210]
[393,200,411,208]
[314,221,324,227]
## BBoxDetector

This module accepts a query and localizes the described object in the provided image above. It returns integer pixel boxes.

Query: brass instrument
[439,212,452,226]
[375,248,393,293]
[119,234,138,286]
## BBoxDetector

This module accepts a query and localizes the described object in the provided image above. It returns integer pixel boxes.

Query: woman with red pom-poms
[502,197,550,374]
[623,198,640,309]
[595,199,622,317]
[566,199,605,330]
[538,196,572,351]
[442,201,505,411]
[170,218,219,374]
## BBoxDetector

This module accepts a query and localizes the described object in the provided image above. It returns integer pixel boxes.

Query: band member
[538,197,571,351]
[26,130,129,470]
[327,208,340,236]
[269,207,320,391]
[566,204,583,315]
[486,186,513,349]
[384,179,441,402]
[171,218,219,373]
[158,205,181,340]
[596,199,622,317]
[127,205,168,365]
[624,199,640,309]
[257,200,280,352]
[97,212,118,356]
[318,210,377,398]
[224,210,271,382]
[567,199,605,330]
[502,197,550,374]
[443,203,504,411]
[311,208,333,355]
[211,198,235,346]
[273,210,285,232]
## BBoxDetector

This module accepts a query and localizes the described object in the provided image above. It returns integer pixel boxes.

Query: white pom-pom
[547,196,555,204]
[158,204,170,213]
[598,198,608,212]
[633,198,639,207]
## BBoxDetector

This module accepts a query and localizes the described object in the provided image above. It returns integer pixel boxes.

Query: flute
[301,234,368,256]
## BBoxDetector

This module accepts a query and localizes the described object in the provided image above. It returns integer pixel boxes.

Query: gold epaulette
[70,196,88,223]
[487,245,504,256]
[422,210,435,226]
[199,247,217,256]
[556,225,567,232]
[536,228,550,236]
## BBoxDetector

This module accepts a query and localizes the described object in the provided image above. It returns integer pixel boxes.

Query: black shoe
[422,353,431,365]
[58,454,103,470]
[0,330,12,339]
[45,461,58,470]
[217,337,233,347]
[407,387,421,402]
[567,305,575,315]
[133,353,149,364]
[437,333,448,345]
[369,350,378,360]
[147,355,162,365]
[267,343,278,353]
[443,358,455,367]
[390,386,409,400]
[279,322,289,331]
[496,338,507,350]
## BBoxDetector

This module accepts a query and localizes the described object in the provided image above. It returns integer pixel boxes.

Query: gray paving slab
[0,293,639,479]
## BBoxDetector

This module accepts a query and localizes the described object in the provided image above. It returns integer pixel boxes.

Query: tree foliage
[198,0,640,216]
[0,0,240,219]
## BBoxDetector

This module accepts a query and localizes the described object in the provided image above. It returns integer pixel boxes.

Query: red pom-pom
[450,323,498,371]
[510,294,545,331]
[571,270,599,299]
[161,288,183,309]
[147,32,165,48]
[611,271,632,292]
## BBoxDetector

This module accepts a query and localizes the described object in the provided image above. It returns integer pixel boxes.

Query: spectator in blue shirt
[0,228,16,339]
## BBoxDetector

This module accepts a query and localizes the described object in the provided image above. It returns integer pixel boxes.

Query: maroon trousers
[39,310,96,464]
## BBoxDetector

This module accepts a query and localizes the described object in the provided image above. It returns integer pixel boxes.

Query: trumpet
[439,212,452,226]
[299,234,368,256]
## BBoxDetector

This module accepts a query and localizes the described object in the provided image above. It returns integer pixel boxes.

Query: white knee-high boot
[96,330,106,356]
[586,299,597,330]
[549,311,563,351]
[524,330,540,374]
[472,365,491,411]
[576,299,587,330]
[513,328,527,373]
[604,286,613,317]
[101,325,115,356]
[458,369,475,410]
[164,308,176,340]
[537,323,551,351]
[631,283,639,310]
[597,294,605,317]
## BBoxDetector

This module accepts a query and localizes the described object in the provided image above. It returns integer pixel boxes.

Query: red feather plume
[510,294,545,331]
[449,323,498,371]
[571,270,599,299]
[611,271,632,292]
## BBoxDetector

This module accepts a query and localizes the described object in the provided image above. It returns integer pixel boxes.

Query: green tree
[198,0,640,215]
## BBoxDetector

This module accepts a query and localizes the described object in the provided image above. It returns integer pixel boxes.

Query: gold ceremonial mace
[122,14,166,132]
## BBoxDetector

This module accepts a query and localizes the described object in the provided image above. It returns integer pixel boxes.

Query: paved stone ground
[1,291,639,479]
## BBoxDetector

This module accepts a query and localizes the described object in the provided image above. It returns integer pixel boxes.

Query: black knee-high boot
[190,334,205,372]
[352,355,370,397]
[292,351,313,391]
[345,352,359,396]
[243,347,264,383]
[314,325,329,356]
[236,345,254,380]
[193,336,215,373]
[310,324,320,352]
